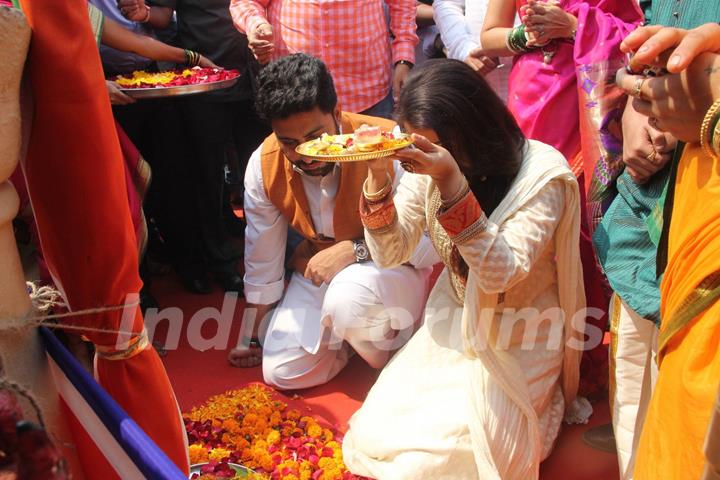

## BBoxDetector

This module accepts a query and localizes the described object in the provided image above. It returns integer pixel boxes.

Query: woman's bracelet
[712,110,720,158]
[184,49,201,67]
[440,177,470,209]
[506,25,533,55]
[700,99,720,159]
[363,173,393,204]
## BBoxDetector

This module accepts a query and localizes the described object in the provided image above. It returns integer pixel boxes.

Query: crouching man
[228,53,438,389]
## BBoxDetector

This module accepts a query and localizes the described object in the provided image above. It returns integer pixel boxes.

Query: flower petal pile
[115,67,239,89]
[184,385,365,480]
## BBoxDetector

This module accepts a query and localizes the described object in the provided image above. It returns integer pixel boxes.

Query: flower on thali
[114,67,239,89]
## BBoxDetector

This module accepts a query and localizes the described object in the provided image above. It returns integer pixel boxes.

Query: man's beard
[292,116,340,177]
[292,160,335,177]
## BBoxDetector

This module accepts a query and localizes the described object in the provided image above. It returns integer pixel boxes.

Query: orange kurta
[634,144,720,479]
[260,111,395,251]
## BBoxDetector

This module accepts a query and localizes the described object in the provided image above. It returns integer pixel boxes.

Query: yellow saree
[634,144,720,479]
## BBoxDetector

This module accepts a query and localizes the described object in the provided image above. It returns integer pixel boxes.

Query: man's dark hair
[255,53,338,122]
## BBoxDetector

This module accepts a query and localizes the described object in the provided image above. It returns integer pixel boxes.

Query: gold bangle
[700,99,720,160]
[713,115,720,158]
[440,178,470,209]
[363,173,392,203]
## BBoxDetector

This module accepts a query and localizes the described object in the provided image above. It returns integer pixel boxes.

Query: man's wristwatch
[353,239,370,263]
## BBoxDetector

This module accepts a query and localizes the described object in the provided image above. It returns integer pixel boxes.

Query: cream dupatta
[459,141,587,478]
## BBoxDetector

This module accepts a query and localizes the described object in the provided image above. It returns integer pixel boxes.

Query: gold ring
[646,150,657,163]
[632,77,646,99]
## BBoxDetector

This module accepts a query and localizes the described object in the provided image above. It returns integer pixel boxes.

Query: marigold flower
[183,386,360,479]
[307,424,323,438]
[208,447,231,462]
[267,430,281,445]
[188,444,208,464]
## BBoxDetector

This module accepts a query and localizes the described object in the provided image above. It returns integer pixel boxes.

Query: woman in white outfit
[343,59,589,479]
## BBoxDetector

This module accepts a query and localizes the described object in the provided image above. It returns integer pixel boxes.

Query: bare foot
[228,342,262,368]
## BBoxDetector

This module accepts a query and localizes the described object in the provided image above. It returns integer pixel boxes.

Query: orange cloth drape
[18,0,188,476]
[634,144,720,479]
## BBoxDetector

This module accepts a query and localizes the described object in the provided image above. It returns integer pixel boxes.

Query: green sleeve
[639,0,653,25]
[87,3,104,46]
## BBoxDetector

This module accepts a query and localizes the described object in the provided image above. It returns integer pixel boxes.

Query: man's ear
[333,104,342,124]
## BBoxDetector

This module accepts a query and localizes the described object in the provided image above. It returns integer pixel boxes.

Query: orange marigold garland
[184,385,366,480]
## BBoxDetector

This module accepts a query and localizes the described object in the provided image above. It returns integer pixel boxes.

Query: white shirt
[433,0,516,102]
[243,146,440,305]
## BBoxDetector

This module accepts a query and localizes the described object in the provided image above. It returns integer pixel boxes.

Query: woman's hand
[616,52,720,143]
[394,134,466,201]
[620,97,676,184]
[198,55,219,69]
[523,0,577,44]
[105,80,136,105]
[365,155,393,196]
[621,23,720,73]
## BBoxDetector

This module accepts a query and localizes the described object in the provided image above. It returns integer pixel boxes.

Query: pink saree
[508,0,641,183]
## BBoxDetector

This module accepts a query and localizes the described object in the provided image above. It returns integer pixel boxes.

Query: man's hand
[117,0,147,22]
[304,240,356,286]
[464,48,499,77]
[248,22,274,65]
[621,97,676,184]
[106,80,136,105]
[393,62,411,103]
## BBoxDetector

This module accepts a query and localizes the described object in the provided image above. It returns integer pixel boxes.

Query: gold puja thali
[295,132,414,162]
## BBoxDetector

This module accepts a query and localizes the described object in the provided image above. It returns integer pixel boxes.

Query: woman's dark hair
[396,59,525,214]
[255,53,338,122]
[396,59,526,281]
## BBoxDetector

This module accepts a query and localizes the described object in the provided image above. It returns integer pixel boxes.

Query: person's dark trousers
[181,97,270,277]
[112,100,205,278]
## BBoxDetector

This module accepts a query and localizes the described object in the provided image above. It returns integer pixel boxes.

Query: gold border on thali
[295,134,414,163]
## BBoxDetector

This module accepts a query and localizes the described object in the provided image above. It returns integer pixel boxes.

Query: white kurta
[343,140,586,479]
[433,0,516,102]
[243,146,440,390]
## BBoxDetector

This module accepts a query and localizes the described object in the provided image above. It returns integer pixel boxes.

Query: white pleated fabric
[609,294,658,480]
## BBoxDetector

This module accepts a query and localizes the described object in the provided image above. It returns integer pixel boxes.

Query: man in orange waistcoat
[228,54,439,389]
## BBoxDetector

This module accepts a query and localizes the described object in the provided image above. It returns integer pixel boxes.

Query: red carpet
[150,273,619,479]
